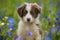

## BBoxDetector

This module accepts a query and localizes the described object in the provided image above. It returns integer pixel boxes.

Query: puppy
[16,3,42,40]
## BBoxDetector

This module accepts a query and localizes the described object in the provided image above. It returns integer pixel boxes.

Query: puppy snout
[27,18,30,22]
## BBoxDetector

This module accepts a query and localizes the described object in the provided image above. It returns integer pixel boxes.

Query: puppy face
[17,3,41,23]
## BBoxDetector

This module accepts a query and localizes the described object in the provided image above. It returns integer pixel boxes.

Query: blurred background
[0,0,60,40]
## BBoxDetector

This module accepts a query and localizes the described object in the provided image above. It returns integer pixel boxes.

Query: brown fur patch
[17,4,27,17]
[30,4,41,18]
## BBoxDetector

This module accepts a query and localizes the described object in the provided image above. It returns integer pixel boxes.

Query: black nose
[27,18,30,22]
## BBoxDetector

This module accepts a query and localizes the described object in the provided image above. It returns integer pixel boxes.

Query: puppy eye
[22,10,27,16]
[24,10,27,14]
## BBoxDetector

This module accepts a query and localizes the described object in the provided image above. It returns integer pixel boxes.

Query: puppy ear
[17,4,26,17]
[32,3,42,13]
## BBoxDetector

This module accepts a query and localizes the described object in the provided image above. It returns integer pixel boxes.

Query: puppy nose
[27,18,30,22]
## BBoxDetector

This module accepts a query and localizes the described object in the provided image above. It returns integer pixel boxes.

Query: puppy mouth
[26,20,35,24]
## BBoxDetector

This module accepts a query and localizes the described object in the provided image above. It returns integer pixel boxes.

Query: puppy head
[17,3,41,23]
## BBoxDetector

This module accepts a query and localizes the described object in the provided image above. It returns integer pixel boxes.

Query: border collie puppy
[17,3,42,40]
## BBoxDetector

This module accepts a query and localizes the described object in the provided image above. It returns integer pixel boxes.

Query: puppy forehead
[25,3,31,11]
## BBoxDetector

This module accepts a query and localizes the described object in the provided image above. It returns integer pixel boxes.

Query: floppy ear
[17,4,26,17]
[32,3,42,13]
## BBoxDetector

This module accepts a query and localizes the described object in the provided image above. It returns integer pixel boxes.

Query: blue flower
[49,32,52,39]
[55,22,60,24]
[7,23,14,28]
[7,32,12,36]
[7,23,15,30]
[48,10,52,13]
[0,38,3,40]
[9,26,15,30]
[14,36,18,40]
[0,16,2,20]
[56,11,60,14]
[44,37,51,40]
[8,17,15,24]
[0,28,3,32]
[44,31,49,36]
[56,26,60,30]
[51,28,57,33]
[56,16,60,20]
[47,18,51,22]
[27,32,33,36]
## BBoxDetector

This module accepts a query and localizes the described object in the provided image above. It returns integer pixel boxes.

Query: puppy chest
[20,26,38,38]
